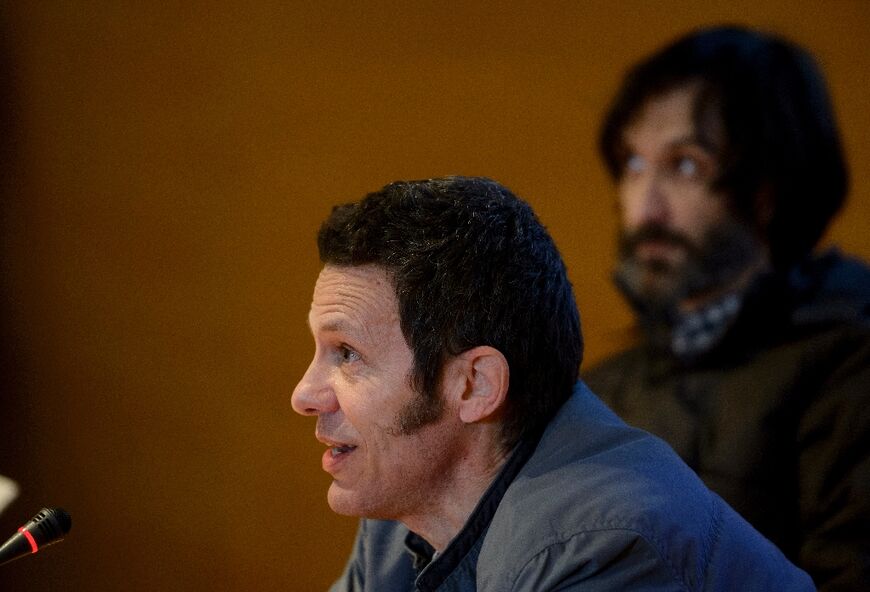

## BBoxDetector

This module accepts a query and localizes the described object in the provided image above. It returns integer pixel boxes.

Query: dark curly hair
[317,176,583,449]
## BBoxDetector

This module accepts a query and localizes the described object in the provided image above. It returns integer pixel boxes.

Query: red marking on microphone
[18,527,38,553]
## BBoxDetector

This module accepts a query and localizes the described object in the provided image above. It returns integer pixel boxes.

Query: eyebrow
[318,319,351,334]
[306,315,347,333]
[310,317,372,345]
[622,131,716,152]
[666,134,718,154]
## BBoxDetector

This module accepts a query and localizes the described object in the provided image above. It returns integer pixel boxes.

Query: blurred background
[0,1,867,590]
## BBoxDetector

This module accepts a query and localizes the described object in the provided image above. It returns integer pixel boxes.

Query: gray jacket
[329,383,813,591]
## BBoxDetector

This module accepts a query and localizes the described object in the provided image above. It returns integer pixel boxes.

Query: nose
[291,358,339,417]
[621,170,671,229]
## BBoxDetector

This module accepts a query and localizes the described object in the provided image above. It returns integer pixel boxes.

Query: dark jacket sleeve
[796,331,870,590]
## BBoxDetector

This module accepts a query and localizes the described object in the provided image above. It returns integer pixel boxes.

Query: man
[293,176,813,590]
[584,26,870,591]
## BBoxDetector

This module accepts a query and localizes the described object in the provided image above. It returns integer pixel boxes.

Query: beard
[615,219,764,320]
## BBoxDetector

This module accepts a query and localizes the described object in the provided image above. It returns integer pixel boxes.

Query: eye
[338,345,361,364]
[674,156,699,178]
[625,153,646,175]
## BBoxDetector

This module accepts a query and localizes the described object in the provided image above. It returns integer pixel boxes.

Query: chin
[327,483,363,516]
[641,275,682,300]
[328,482,406,522]
[327,482,388,519]
[622,265,681,304]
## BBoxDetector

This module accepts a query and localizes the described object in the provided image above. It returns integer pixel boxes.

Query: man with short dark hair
[584,26,870,590]
[293,176,813,590]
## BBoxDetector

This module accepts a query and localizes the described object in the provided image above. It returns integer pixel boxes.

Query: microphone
[0,507,71,567]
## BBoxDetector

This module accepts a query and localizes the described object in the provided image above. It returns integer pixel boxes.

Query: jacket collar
[403,430,541,591]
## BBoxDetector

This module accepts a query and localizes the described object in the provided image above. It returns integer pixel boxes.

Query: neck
[399,430,510,552]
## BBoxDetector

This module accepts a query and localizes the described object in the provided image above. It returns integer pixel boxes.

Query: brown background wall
[0,1,867,590]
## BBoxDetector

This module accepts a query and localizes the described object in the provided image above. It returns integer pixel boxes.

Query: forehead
[624,85,699,144]
[623,83,724,152]
[309,264,399,335]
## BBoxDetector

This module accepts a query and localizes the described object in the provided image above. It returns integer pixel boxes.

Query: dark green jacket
[584,249,870,591]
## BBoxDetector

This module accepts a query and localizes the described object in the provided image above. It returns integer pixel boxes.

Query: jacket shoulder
[791,249,870,325]
[476,386,814,591]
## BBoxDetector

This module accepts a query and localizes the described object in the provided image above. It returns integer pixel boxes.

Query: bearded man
[584,25,870,591]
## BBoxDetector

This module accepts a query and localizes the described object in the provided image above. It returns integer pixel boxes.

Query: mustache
[619,225,699,258]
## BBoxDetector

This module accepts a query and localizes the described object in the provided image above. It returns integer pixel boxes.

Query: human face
[292,264,461,520]
[615,85,761,310]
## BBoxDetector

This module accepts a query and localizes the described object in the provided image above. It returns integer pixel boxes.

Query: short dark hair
[600,25,849,267]
[317,176,583,448]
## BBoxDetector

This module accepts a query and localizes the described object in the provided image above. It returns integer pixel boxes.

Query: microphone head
[26,508,72,544]
[0,507,71,567]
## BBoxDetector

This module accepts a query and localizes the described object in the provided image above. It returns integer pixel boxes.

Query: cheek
[340,391,398,443]
[681,193,728,237]
[338,363,418,442]
[617,184,642,228]
[659,179,702,219]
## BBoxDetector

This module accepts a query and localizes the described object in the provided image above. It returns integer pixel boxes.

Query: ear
[448,346,509,425]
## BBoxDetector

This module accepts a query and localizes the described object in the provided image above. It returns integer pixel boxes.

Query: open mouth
[329,444,357,456]
[321,439,358,473]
